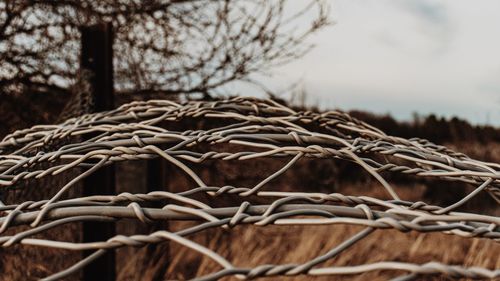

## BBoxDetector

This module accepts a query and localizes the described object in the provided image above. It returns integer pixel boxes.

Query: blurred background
[237,0,500,126]
[2,0,500,132]
[1,1,500,280]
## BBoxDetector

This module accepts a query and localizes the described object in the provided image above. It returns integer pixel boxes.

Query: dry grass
[112,183,499,280]
[1,142,499,280]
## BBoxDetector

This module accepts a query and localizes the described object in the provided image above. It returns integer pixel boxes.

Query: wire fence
[0,97,499,280]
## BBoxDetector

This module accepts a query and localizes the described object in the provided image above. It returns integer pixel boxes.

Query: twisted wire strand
[0,97,498,280]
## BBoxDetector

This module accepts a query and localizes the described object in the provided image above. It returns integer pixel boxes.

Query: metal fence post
[80,22,116,281]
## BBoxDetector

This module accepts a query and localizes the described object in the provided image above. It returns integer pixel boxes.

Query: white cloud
[235,0,500,125]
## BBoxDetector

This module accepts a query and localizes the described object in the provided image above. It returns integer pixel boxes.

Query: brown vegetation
[112,152,500,280]
[2,1,497,279]
[1,99,499,280]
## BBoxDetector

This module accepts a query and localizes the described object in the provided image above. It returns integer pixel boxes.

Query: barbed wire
[0,97,499,280]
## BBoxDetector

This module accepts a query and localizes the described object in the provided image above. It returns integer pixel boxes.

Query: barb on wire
[0,97,498,280]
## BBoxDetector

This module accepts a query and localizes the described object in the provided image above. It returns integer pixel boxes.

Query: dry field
[113,145,500,281]
[1,111,499,281]
[1,143,499,281]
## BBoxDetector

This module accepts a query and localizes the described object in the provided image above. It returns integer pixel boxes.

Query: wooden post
[143,158,171,277]
[147,159,165,194]
[80,23,114,112]
[80,22,116,281]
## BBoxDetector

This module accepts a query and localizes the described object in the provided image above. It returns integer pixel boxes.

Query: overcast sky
[232,0,500,125]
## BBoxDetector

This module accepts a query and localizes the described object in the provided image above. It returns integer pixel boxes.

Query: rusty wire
[0,97,499,280]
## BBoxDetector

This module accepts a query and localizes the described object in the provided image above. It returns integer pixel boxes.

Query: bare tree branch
[0,0,330,97]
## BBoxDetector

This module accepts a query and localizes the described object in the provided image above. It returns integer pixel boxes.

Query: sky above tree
[234,0,500,125]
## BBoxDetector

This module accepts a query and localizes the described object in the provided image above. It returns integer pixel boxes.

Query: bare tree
[0,0,329,99]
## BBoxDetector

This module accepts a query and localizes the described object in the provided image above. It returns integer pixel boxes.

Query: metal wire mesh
[0,97,499,280]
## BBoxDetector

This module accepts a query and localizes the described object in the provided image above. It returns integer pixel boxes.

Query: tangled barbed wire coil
[0,97,499,280]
